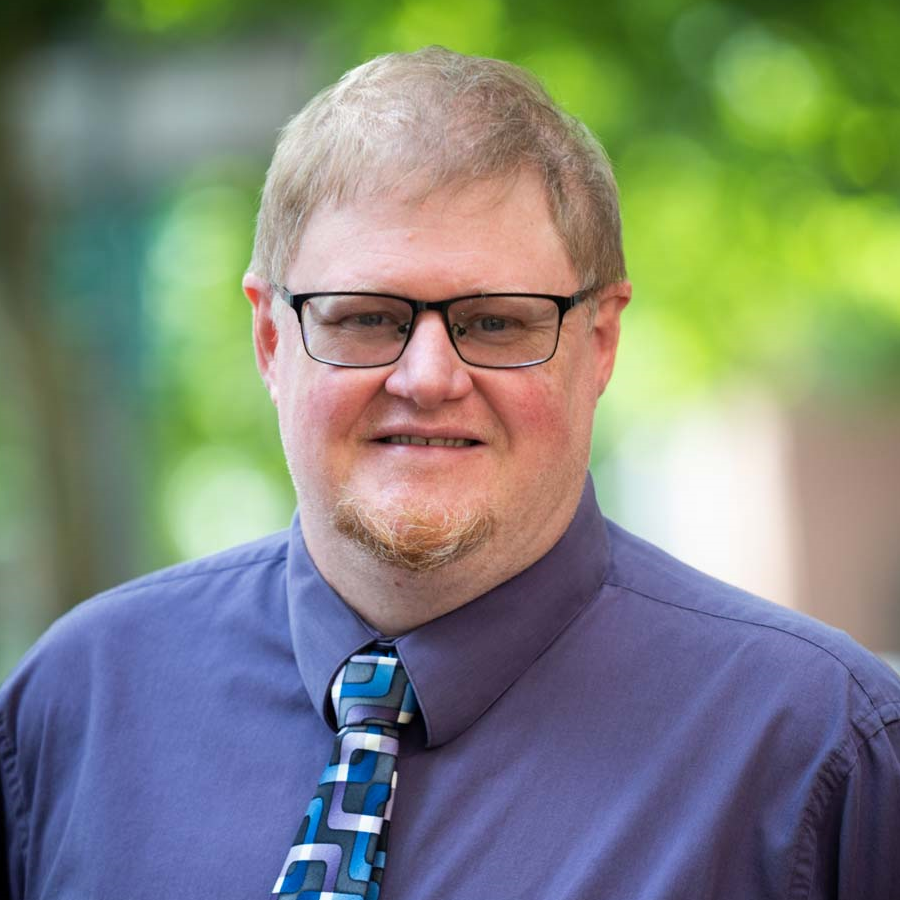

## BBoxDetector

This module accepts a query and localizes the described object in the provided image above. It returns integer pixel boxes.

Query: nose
[383,311,474,409]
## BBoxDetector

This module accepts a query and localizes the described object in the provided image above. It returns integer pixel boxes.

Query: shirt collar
[286,476,609,748]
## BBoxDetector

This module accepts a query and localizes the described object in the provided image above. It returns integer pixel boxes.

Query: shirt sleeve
[0,799,7,900]
[1,801,10,900]
[794,714,900,899]
[837,718,900,898]
[0,709,24,900]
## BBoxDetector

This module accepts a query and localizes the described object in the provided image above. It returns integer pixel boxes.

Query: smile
[378,436,478,447]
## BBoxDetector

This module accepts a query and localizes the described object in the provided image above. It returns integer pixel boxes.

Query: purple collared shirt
[2,480,900,898]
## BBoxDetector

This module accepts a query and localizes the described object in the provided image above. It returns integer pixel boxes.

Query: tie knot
[331,651,419,730]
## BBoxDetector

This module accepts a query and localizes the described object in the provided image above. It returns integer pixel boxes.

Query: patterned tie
[272,650,419,899]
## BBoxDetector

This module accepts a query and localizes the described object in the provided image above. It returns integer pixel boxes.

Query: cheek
[499,361,597,469]
[498,376,574,452]
[277,358,384,460]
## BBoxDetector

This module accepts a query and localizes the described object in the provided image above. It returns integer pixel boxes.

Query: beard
[332,493,495,573]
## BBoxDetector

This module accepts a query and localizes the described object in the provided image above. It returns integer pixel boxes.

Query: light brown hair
[248,46,626,291]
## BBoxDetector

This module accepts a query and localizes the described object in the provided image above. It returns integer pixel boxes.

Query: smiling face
[246,171,628,605]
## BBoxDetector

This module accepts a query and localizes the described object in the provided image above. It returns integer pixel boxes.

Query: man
[2,47,899,899]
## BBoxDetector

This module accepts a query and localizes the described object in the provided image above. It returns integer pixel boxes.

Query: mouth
[376,435,480,448]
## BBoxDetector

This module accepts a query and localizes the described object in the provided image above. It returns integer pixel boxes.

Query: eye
[352,313,389,328]
[476,316,512,333]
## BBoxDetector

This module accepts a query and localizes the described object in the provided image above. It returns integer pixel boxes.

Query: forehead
[285,172,578,299]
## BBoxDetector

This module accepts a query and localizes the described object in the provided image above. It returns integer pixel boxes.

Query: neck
[300,496,582,635]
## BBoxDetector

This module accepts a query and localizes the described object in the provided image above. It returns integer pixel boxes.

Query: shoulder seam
[98,549,288,600]
[604,579,884,716]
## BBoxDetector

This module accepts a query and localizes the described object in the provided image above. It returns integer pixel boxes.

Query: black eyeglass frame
[272,285,592,369]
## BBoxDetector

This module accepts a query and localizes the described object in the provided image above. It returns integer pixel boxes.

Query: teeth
[383,435,474,447]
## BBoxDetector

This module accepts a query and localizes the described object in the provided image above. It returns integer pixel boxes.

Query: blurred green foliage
[1,0,899,674]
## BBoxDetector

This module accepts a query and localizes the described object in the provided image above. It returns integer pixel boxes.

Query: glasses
[273,287,591,369]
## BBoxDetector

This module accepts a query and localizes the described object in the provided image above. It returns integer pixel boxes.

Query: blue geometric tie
[272,650,419,899]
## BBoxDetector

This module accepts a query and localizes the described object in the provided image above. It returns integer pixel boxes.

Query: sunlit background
[2,0,899,678]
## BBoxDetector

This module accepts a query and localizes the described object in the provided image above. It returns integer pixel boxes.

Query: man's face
[248,171,627,580]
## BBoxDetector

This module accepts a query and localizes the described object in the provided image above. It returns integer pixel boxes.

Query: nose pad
[384,311,473,408]
[397,311,459,375]
[404,310,456,356]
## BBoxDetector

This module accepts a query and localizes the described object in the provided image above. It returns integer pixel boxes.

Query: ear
[243,273,281,405]
[591,280,631,398]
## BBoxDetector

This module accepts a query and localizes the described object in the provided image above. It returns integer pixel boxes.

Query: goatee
[332,495,494,572]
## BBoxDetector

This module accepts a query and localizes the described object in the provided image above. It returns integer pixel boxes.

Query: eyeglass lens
[300,294,561,368]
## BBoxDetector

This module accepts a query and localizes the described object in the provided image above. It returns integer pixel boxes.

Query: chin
[331,490,496,573]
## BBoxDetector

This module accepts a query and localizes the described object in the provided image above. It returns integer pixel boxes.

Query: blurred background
[1,0,899,679]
